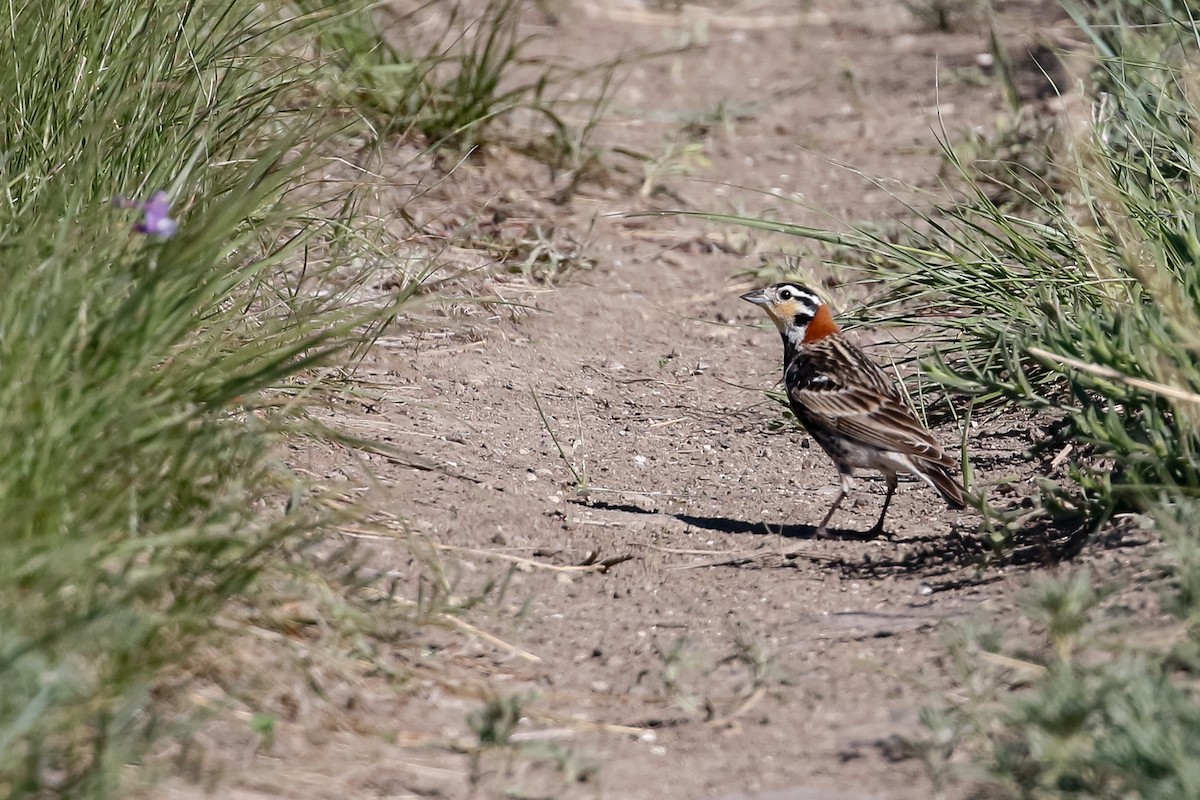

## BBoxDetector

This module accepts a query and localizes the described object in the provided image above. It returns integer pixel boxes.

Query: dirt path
[158,2,1087,798]
[356,227,995,800]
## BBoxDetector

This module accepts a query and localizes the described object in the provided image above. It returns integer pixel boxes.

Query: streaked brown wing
[792,383,952,464]
[787,338,956,468]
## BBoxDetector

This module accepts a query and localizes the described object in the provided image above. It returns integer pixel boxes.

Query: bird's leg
[817,471,854,537]
[867,473,898,538]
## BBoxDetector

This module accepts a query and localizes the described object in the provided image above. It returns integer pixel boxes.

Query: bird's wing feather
[786,339,956,468]
[792,384,953,464]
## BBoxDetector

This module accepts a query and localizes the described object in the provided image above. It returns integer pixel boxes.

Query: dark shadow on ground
[581,499,883,542]
[828,516,1153,590]
[673,513,876,542]
[579,499,1152,587]
[581,499,651,516]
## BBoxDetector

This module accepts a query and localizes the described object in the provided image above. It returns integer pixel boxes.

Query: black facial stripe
[792,297,819,322]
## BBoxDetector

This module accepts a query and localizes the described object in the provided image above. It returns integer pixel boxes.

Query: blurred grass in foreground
[0,0,496,794]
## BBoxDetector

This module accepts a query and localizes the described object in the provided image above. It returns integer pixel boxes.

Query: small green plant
[638,140,711,197]
[649,637,715,719]
[727,623,790,696]
[468,693,526,747]
[465,692,600,796]
[249,713,278,751]
[466,219,596,284]
[531,390,590,495]
[615,138,711,199]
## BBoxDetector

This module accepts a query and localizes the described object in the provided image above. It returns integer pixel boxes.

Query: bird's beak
[740,288,769,306]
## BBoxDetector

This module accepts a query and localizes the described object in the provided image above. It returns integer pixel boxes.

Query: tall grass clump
[865,1,1200,530]
[0,1,396,796]
[293,0,574,149]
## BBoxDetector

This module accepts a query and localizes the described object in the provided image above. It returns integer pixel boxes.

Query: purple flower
[114,190,178,238]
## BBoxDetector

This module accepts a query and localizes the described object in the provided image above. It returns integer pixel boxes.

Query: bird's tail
[923,463,968,509]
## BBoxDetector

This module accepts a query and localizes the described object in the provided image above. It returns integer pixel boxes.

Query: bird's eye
[778,287,794,301]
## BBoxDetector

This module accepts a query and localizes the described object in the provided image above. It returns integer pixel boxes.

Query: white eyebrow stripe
[792,296,819,320]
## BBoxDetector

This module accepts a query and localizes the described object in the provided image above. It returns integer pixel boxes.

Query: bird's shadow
[672,512,880,542]
[582,499,883,542]
[578,498,1153,587]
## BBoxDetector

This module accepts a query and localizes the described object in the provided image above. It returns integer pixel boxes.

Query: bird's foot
[865,522,894,541]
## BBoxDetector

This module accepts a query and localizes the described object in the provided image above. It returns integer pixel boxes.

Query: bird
[741,282,967,537]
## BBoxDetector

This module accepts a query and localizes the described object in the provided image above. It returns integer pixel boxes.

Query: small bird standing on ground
[741,282,966,536]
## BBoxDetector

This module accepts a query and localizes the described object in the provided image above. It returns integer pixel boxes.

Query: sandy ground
[150,2,1158,799]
